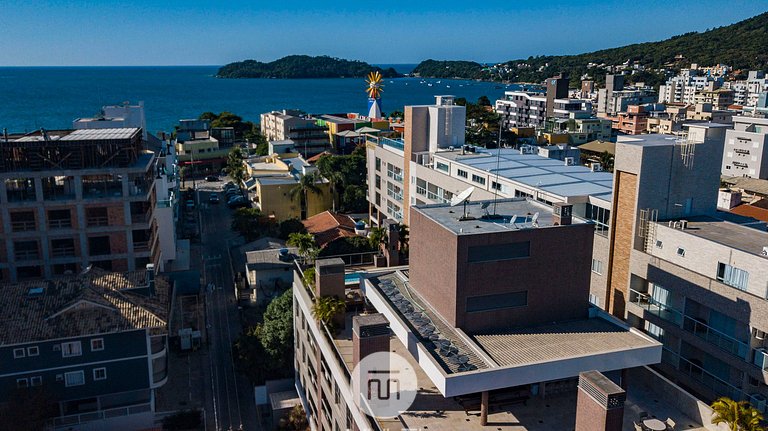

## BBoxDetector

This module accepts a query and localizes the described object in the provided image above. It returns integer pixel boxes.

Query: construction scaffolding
[0,128,143,173]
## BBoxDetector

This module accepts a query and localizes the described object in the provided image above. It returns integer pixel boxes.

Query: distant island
[412,11,768,87]
[216,55,401,79]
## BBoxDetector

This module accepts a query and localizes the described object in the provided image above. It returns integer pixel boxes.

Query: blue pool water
[344,273,363,284]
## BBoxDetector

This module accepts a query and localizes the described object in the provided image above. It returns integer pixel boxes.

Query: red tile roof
[306,151,331,164]
[730,200,768,223]
[302,211,358,247]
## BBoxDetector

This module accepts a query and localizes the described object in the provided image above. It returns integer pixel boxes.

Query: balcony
[49,219,72,229]
[11,220,36,232]
[14,250,40,261]
[133,241,150,252]
[628,288,683,326]
[427,191,449,204]
[387,171,403,183]
[682,316,749,359]
[51,246,76,258]
[86,217,109,227]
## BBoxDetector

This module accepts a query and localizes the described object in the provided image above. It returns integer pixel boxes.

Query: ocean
[0,65,519,133]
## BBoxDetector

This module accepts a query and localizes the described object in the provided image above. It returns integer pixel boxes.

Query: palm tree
[398,224,409,254]
[368,227,387,254]
[311,295,346,332]
[227,146,247,186]
[316,155,343,211]
[287,232,318,261]
[289,172,322,219]
[711,397,765,431]
[599,151,615,172]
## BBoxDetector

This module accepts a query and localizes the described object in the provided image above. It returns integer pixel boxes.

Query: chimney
[575,371,626,431]
[352,313,390,368]
[553,202,573,226]
[383,219,400,267]
[314,258,346,328]
[145,263,156,297]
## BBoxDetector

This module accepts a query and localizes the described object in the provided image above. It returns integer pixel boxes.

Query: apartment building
[0,266,170,429]
[293,198,663,431]
[260,110,330,157]
[613,105,650,135]
[722,116,768,179]
[597,74,656,116]
[659,69,724,105]
[0,128,177,282]
[602,126,768,407]
[694,88,735,110]
[496,91,591,130]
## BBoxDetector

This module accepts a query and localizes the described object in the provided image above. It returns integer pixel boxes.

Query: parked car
[209,193,220,204]
[227,196,249,208]
[205,175,219,182]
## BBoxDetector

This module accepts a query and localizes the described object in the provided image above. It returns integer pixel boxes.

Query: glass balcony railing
[387,171,403,183]
[682,316,749,359]
[628,288,683,326]
[427,191,449,204]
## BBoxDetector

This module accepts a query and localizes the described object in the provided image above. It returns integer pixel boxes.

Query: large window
[64,371,85,387]
[457,169,468,178]
[10,211,36,232]
[717,263,749,291]
[435,162,449,173]
[471,174,486,185]
[591,259,604,275]
[14,240,39,261]
[585,203,610,234]
[468,241,530,263]
[467,291,528,312]
[61,341,82,358]
[88,236,111,256]
[48,209,72,229]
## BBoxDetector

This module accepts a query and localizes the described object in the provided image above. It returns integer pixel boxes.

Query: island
[216,55,400,79]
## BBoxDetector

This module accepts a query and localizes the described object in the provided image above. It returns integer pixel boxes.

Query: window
[491,181,503,192]
[588,293,600,307]
[471,174,486,185]
[93,368,107,381]
[467,291,528,312]
[646,322,664,340]
[374,174,381,189]
[468,242,530,263]
[61,341,82,357]
[375,157,381,171]
[30,376,42,387]
[591,259,603,275]
[435,162,449,173]
[90,338,104,352]
[27,346,39,356]
[457,169,468,178]
[13,348,25,359]
[676,247,686,257]
[717,262,749,291]
[64,371,85,387]
[16,378,28,388]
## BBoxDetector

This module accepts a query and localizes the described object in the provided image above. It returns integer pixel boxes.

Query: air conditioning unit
[754,328,767,341]
[754,348,768,370]
[564,157,575,166]
[590,162,603,172]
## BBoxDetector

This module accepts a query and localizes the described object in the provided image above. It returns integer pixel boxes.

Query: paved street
[196,179,260,431]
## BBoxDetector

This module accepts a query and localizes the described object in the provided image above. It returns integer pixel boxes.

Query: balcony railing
[11,220,36,232]
[133,241,150,252]
[51,246,75,258]
[86,217,109,227]
[427,191,449,204]
[682,315,749,359]
[49,219,72,229]
[15,250,40,261]
[387,171,403,183]
[628,288,683,326]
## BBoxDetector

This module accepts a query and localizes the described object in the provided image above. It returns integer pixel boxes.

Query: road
[196,178,260,431]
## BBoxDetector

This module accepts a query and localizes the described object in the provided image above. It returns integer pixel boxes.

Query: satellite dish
[481,202,491,210]
[450,187,475,207]
[531,212,540,227]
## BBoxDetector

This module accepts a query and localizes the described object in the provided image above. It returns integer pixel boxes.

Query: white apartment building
[495,91,591,129]
[658,69,723,105]
[73,101,147,140]
[598,87,657,116]
[259,110,329,156]
[722,116,768,179]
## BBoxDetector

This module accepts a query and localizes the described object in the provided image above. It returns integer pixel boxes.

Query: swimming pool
[344,272,363,284]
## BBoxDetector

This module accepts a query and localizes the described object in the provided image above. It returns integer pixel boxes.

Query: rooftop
[0,268,168,345]
[245,247,298,269]
[662,215,768,256]
[433,148,613,200]
[10,127,141,142]
[413,198,583,236]
[302,211,359,248]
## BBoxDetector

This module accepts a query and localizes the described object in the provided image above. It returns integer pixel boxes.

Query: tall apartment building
[722,116,768,179]
[659,69,723,105]
[73,101,147,140]
[0,266,170,428]
[725,71,768,107]
[597,74,624,115]
[260,110,329,157]
[0,128,177,282]
[293,198,662,431]
[495,91,591,129]
[545,73,569,117]
[604,126,768,406]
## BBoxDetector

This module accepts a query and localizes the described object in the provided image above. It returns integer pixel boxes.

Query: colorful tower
[366,71,383,118]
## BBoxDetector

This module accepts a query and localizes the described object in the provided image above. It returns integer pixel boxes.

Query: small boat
[446,85,451,88]
[428,83,433,87]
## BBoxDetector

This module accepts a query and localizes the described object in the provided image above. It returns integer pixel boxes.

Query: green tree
[287,232,318,260]
[227,146,247,186]
[259,288,294,360]
[398,224,410,254]
[311,295,346,331]
[388,110,404,119]
[302,267,316,289]
[279,404,309,431]
[711,397,765,431]
[279,218,307,240]
[477,95,491,106]
[368,226,387,252]
[318,236,373,257]
[599,151,615,172]
[289,172,322,219]
[316,154,344,211]
[231,207,266,241]
[341,184,367,213]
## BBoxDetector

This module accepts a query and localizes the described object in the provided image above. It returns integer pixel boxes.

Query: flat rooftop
[11,127,141,142]
[434,148,613,200]
[0,268,168,345]
[413,198,584,236]
[665,215,768,256]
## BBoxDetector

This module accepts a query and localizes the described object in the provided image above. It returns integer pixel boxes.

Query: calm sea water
[0,66,517,134]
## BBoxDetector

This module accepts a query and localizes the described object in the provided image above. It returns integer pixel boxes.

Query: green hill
[217,55,400,79]
[414,11,768,86]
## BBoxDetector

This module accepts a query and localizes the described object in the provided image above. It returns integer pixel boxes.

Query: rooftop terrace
[661,215,768,256]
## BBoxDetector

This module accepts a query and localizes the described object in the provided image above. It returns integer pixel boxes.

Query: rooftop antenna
[450,186,475,220]
[492,117,503,216]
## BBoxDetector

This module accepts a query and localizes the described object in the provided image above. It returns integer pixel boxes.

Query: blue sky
[0,0,765,66]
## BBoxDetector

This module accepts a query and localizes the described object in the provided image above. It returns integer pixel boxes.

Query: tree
[259,289,294,360]
[711,397,765,431]
[0,388,56,431]
[227,146,247,186]
[231,207,269,241]
[388,110,404,119]
[368,226,387,253]
[279,404,309,431]
[319,236,373,257]
[398,224,410,255]
[311,295,346,331]
[316,154,344,211]
[287,232,318,260]
[289,172,322,219]
[599,151,615,172]
[341,184,367,213]
[302,267,316,289]
[279,218,307,240]
[477,95,492,106]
